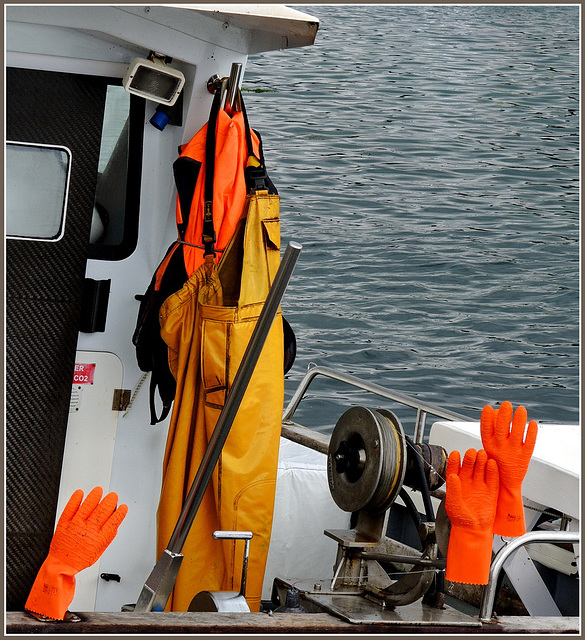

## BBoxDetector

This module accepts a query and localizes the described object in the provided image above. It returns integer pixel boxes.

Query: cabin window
[6,142,71,241]
[89,84,144,260]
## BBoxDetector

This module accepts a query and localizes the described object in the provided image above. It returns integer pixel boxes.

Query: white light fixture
[123,54,185,106]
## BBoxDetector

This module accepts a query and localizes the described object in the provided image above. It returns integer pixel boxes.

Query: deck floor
[5,611,580,635]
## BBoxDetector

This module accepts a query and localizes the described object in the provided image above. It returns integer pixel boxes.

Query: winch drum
[327,406,407,514]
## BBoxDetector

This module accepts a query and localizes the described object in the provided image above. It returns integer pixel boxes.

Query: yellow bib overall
[157,191,283,612]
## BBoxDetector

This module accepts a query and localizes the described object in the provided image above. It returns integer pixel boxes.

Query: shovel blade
[134,549,184,612]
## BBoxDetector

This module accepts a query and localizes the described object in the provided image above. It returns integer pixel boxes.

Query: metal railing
[479,530,580,622]
[282,364,471,449]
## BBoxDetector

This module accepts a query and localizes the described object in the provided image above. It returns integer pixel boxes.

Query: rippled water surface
[244,5,579,433]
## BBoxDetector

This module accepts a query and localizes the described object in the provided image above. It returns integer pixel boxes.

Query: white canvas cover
[262,438,351,599]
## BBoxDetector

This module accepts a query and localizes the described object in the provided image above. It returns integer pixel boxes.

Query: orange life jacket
[173,91,273,276]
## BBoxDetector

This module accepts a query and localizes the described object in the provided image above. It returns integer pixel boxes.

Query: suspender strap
[149,372,172,426]
[202,89,222,257]
[240,96,256,161]
[241,96,275,194]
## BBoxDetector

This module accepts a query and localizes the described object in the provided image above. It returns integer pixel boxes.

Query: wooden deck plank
[5,611,580,635]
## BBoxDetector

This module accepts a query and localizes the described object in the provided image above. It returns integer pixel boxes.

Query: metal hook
[206,74,222,94]
[206,62,243,114]
[225,62,243,113]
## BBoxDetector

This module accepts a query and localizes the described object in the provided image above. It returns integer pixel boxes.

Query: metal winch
[274,405,458,624]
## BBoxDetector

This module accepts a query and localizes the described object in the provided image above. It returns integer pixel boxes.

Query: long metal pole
[134,241,302,612]
[168,240,301,552]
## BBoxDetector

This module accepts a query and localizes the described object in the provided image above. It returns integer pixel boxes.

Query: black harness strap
[203,89,222,257]
[241,97,278,195]
[202,89,266,257]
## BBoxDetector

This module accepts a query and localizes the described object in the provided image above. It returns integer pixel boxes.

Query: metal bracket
[112,389,131,411]
[206,62,243,112]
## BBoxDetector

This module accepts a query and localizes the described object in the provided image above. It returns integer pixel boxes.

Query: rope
[122,371,149,418]
[291,566,441,591]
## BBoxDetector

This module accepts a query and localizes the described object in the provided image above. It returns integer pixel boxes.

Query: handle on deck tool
[213,531,253,598]
[134,241,302,613]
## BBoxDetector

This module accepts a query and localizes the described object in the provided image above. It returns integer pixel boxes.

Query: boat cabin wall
[71,49,250,615]
[6,9,250,612]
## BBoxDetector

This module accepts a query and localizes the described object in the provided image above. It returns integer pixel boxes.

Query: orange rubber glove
[445,448,499,585]
[25,487,128,620]
[480,401,538,537]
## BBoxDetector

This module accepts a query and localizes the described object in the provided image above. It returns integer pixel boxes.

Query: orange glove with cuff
[25,486,128,620]
[445,448,499,585]
[480,401,538,537]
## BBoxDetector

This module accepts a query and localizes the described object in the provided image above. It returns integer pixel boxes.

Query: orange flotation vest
[174,90,273,276]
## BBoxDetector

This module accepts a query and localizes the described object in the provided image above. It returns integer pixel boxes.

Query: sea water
[244,4,579,434]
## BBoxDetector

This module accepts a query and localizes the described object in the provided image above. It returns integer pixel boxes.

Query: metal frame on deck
[282,364,470,450]
[479,530,580,623]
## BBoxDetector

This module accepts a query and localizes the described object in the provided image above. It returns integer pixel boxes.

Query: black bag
[132,243,188,424]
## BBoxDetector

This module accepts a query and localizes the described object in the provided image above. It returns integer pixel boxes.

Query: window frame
[88,81,145,261]
[6,140,72,243]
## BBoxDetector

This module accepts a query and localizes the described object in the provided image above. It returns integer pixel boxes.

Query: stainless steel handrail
[479,530,579,622]
[282,365,471,444]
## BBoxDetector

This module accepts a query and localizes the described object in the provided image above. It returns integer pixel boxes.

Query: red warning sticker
[73,363,95,385]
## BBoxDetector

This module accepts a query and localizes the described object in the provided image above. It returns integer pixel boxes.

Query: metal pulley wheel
[327,406,407,514]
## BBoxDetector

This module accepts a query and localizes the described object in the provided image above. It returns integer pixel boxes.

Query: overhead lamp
[123,53,185,106]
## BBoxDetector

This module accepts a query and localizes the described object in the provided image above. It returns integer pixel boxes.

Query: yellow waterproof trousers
[157,191,283,612]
